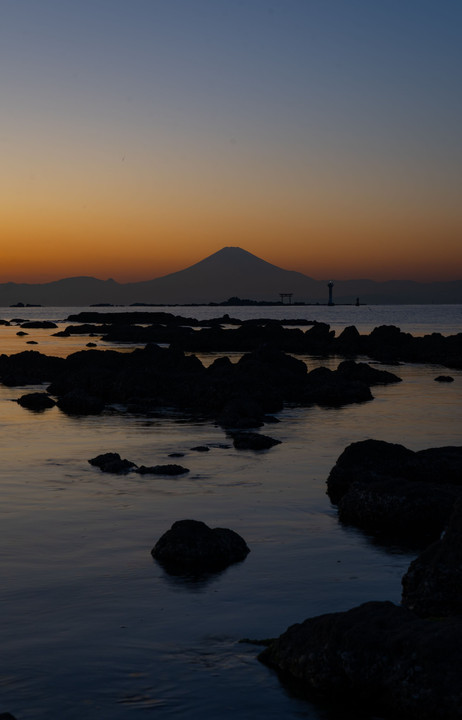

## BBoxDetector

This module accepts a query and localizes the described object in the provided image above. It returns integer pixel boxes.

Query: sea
[1,304,461,720]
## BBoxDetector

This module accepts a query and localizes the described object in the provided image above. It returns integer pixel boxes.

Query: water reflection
[155,562,231,592]
[0,313,461,719]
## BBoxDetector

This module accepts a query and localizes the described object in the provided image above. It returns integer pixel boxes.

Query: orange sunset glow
[1,2,461,286]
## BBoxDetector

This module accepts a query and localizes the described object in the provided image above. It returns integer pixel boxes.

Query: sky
[1,0,461,284]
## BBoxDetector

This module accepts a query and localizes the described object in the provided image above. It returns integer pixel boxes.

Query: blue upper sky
[1,0,461,282]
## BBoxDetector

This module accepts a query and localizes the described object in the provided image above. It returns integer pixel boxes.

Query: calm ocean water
[1,305,461,719]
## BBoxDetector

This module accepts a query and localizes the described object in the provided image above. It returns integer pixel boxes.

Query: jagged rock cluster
[57,312,462,369]
[2,345,401,428]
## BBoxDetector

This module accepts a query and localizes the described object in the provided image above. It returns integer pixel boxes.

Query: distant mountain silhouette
[121,246,321,304]
[0,246,460,306]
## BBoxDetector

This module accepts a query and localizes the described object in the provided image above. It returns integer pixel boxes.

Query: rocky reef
[62,313,462,369]
[1,345,400,431]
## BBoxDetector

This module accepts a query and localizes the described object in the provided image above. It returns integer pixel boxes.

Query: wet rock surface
[152,519,250,573]
[402,498,462,617]
[327,439,462,545]
[259,600,462,720]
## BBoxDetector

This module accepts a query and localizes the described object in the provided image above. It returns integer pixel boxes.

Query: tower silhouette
[327,280,334,306]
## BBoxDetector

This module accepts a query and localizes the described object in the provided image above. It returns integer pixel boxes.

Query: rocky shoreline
[56,311,462,369]
[2,344,402,430]
[1,312,461,719]
[260,444,462,719]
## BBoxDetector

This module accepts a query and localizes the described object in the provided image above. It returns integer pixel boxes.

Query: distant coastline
[1,248,461,306]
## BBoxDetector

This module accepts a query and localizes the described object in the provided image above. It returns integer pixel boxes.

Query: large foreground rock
[152,519,250,573]
[402,498,462,617]
[327,439,462,545]
[259,600,462,719]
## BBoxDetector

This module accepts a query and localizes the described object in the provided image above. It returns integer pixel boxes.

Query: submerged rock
[89,452,137,474]
[136,464,189,475]
[152,519,250,573]
[259,600,462,719]
[232,432,281,450]
[434,375,454,382]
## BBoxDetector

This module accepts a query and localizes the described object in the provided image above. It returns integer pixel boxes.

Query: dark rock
[303,322,335,352]
[334,324,363,354]
[303,367,373,407]
[53,323,104,336]
[86,342,97,347]
[232,432,281,450]
[17,392,56,411]
[190,445,210,452]
[57,390,105,415]
[336,359,402,385]
[0,350,65,386]
[20,320,58,329]
[236,346,308,394]
[337,475,458,547]
[259,600,462,719]
[365,324,413,361]
[89,452,137,474]
[67,310,199,325]
[207,355,235,378]
[402,499,462,617]
[327,439,415,504]
[26,340,38,344]
[136,464,189,475]
[434,375,454,382]
[152,519,250,573]
[168,452,185,458]
[216,396,265,428]
[16,331,28,336]
[327,440,462,546]
[404,446,462,485]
